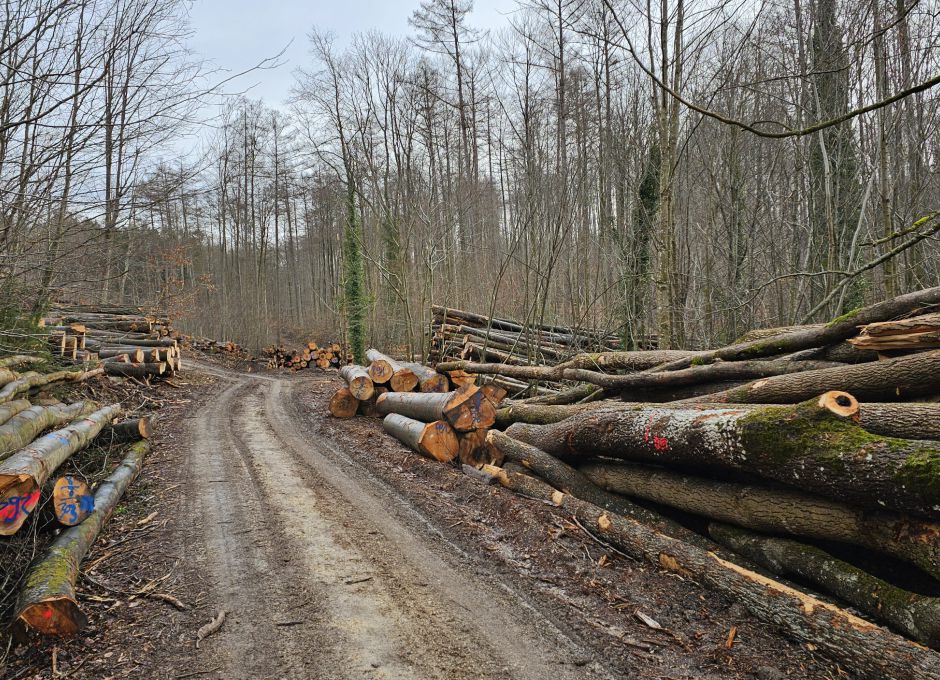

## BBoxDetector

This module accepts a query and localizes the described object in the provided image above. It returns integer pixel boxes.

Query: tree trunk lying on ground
[329,387,359,419]
[688,350,940,404]
[709,522,940,649]
[382,413,458,462]
[506,391,940,519]
[15,440,150,635]
[0,403,122,535]
[650,286,940,372]
[0,402,99,459]
[98,347,144,362]
[481,464,940,680]
[495,400,620,427]
[0,356,45,370]
[579,461,940,580]
[556,350,702,372]
[400,361,450,393]
[366,349,417,392]
[96,417,152,446]
[103,361,166,378]
[339,365,375,401]
[487,431,726,553]
[0,368,104,404]
[525,383,601,406]
[0,399,31,427]
[377,386,496,432]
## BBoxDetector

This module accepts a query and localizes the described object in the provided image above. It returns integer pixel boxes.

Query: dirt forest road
[183,363,613,680]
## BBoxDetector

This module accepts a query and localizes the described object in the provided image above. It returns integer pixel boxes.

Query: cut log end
[389,369,419,393]
[17,598,87,636]
[418,421,459,463]
[368,359,394,384]
[818,390,859,419]
[329,388,359,419]
[458,429,504,468]
[419,375,450,393]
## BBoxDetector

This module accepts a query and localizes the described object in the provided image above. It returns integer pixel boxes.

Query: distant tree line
[2,0,939,355]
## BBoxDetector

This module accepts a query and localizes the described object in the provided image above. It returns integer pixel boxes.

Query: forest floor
[6,361,848,679]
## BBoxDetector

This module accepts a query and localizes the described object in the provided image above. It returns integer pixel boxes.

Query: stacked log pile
[41,305,182,381]
[428,305,635,373]
[329,348,507,468]
[263,341,350,371]
[330,288,940,679]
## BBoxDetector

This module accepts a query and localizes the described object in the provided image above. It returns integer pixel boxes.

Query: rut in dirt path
[183,365,615,680]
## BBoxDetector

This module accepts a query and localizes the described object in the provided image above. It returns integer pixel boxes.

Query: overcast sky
[185,0,518,107]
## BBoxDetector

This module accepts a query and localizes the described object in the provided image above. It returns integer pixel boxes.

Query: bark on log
[98,347,144,362]
[859,403,940,441]
[507,391,940,518]
[0,400,31,427]
[328,388,359,418]
[103,361,165,378]
[487,431,726,552]
[382,413,458,462]
[0,356,45,370]
[96,417,152,446]
[0,402,99,459]
[525,383,599,405]
[556,350,701,371]
[357,387,389,418]
[651,286,940,372]
[689,350,940,404]
[15,440,149,635]
[377,385,496,431]
[400,361,450,393]
[495,401,618,428]
[709,523,940,649]
[0,404,122,535]
[483,464,940,680]
[0,368,104,404]
[580,461,940,580]
[0,368,16,387]
[339,365,375,401]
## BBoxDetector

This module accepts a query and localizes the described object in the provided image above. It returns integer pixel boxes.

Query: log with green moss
[0,403,122,535]
[15,440,150,635]
[580,460,940,579]
[0,356,45,370]
[650,286,940,373]
[506,391,940,518]
[709,523,940,649]
[0,399,31,427]
[0,367,104,404]
[486,431,728,552]
[687,350,940,404]
[555,350,703,371]
[481,463,940,680]
[0,402,99,458]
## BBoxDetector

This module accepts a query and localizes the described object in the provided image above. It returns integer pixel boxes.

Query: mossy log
[366,349,417,392]
[483,464,940,680]
[96,417,152,446]
[690,350,940,404]
[0,356,45,370]
[709,523,940,649]
[555,350,702,372]
[651,286,940,372]
[377,385,496,432]
[15,440,149,635]
[328,387,359,418]
[580,461,940,579]
[0,404,122,535]
[0,399,31,427]
[0,368,104,404]
[400,361,450,392]
[339,365,375,401]
[0,402,99,459]
[382,413,458,462]
[495,400,621,428]
[506,391,940,518]
[486,431,725,552]
[0,368,16,387]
